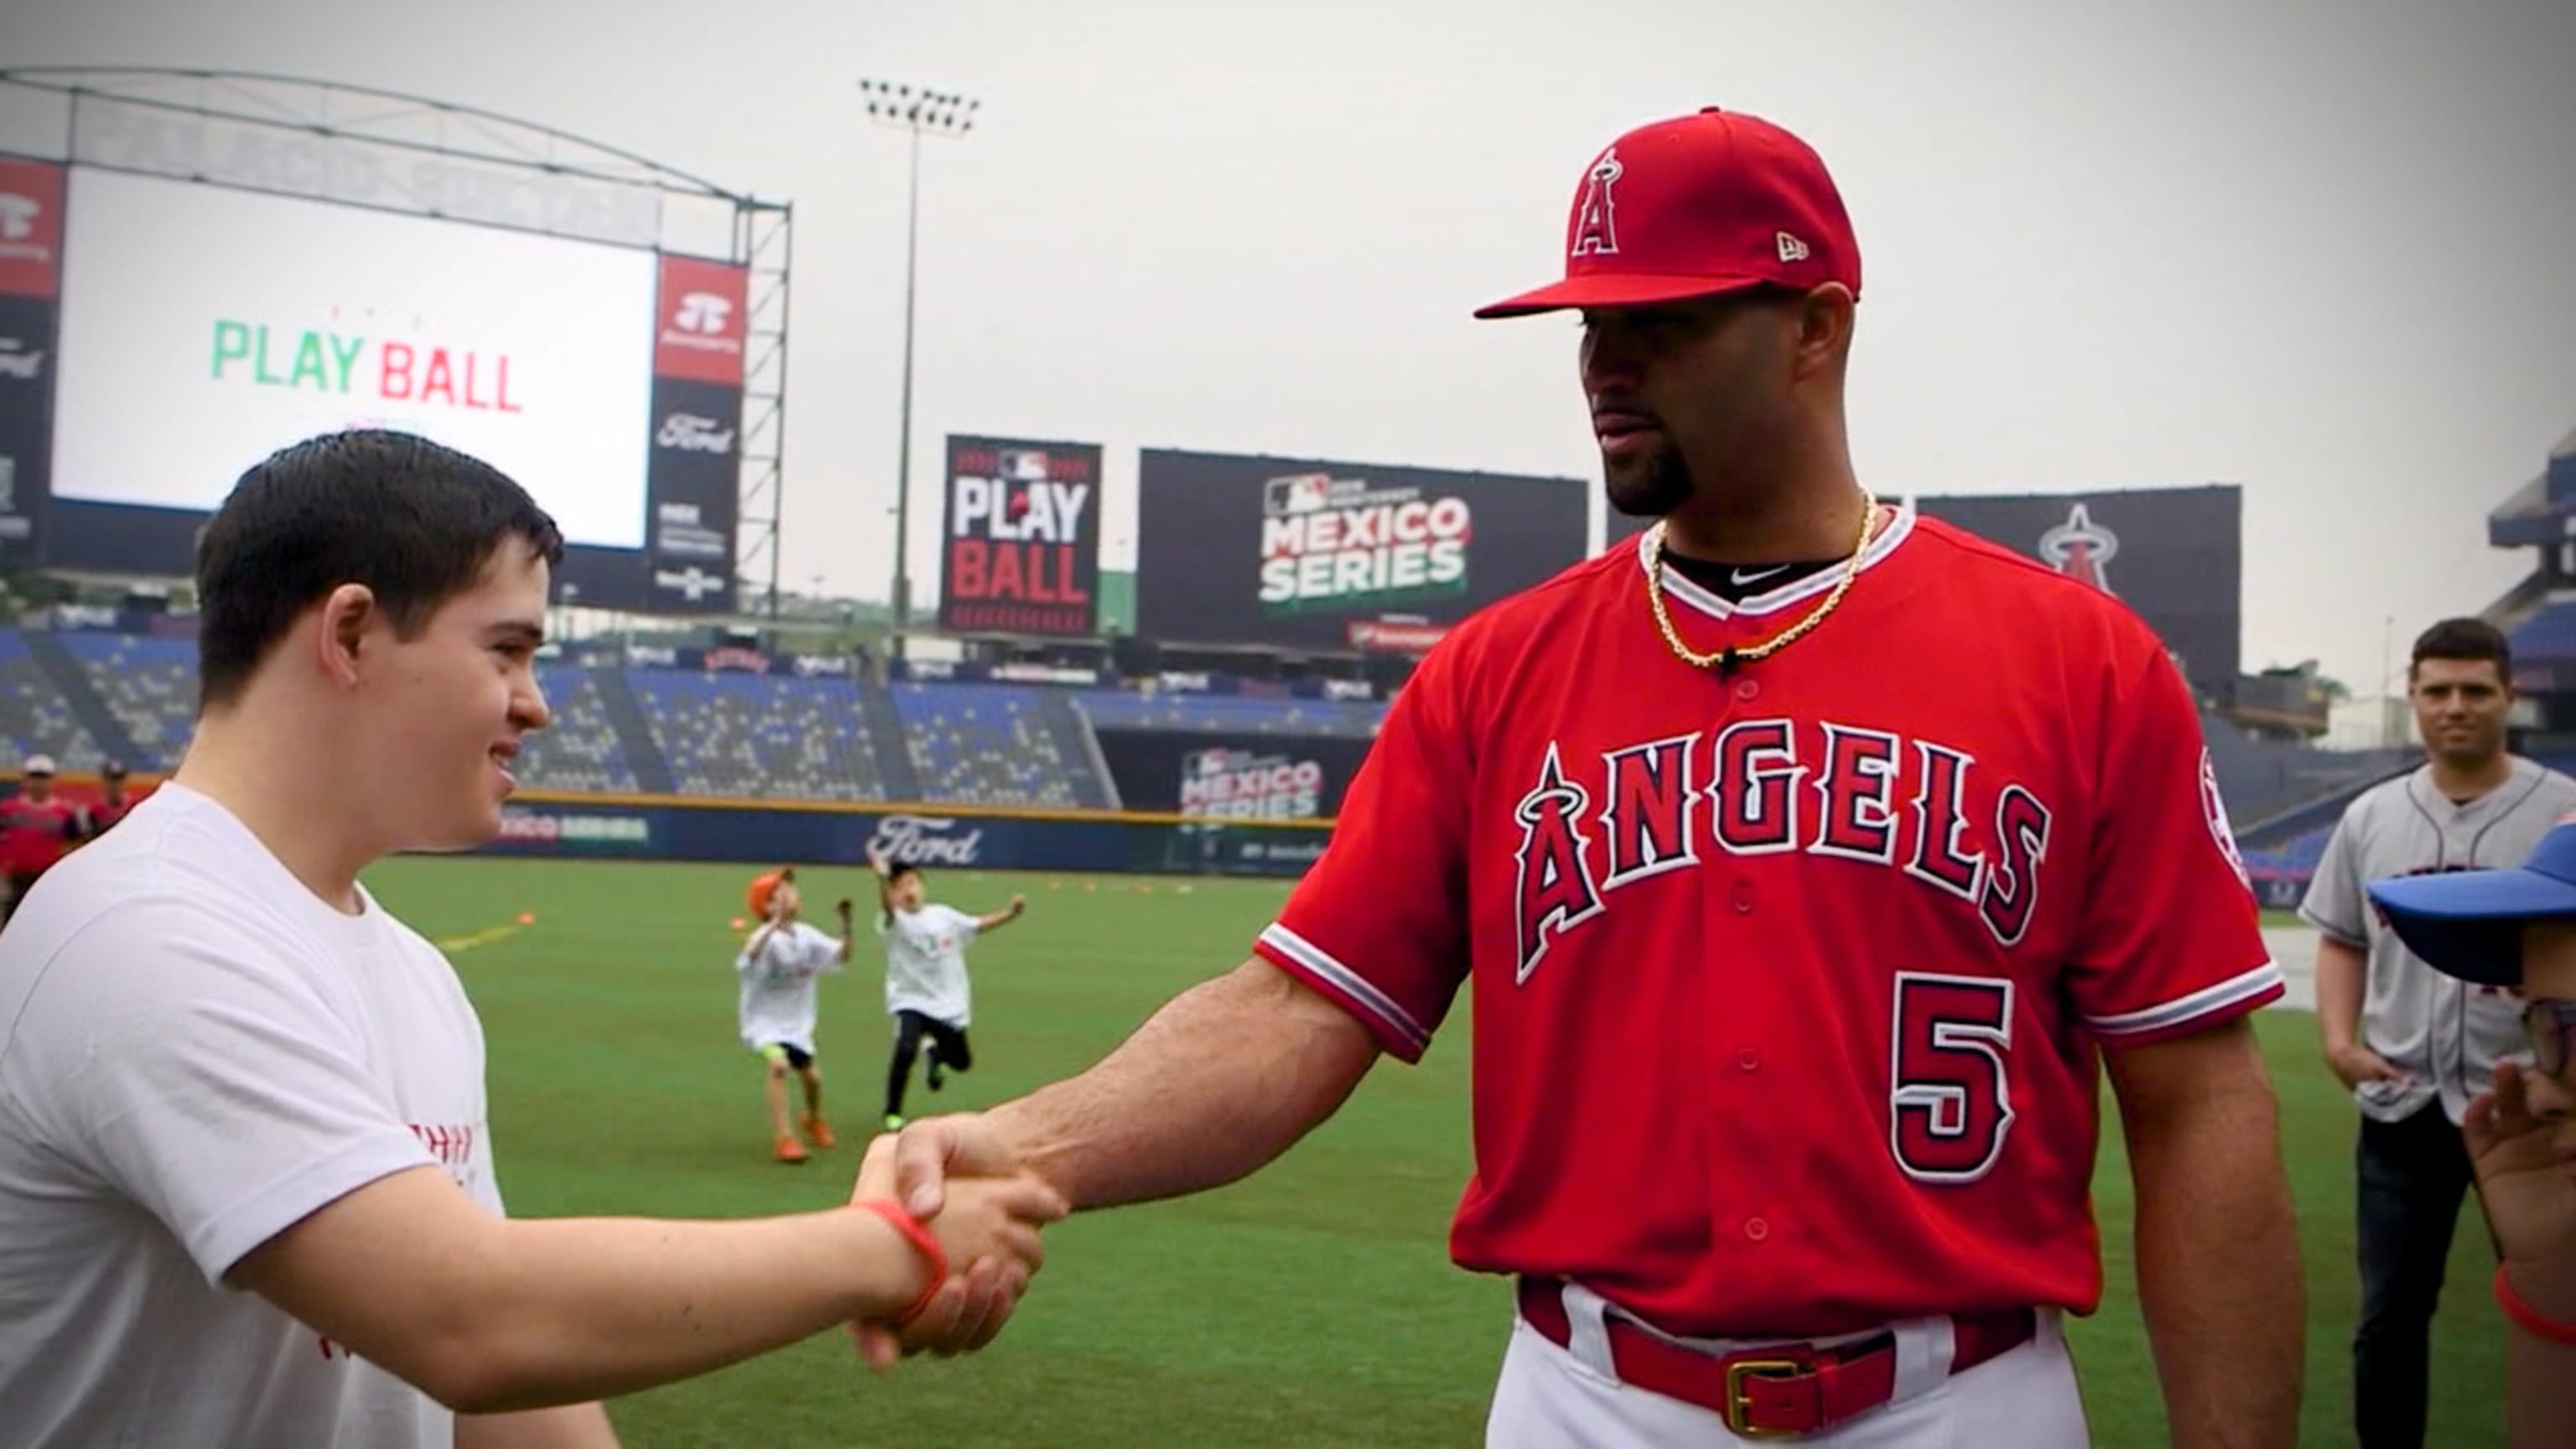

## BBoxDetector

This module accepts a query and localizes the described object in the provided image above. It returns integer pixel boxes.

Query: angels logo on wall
[2038,502,2119,595]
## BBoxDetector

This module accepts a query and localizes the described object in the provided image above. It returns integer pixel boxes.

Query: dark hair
[2410,617,2512,684]
[888,863,922,886]
[195,429,564,709]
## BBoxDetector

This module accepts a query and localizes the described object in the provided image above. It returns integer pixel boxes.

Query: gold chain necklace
[1645,488,1879,678]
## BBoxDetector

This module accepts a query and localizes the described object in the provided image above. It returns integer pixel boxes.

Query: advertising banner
[937,435,1101,636]
[1091,729,1376,820]
[1133,449,1587,652]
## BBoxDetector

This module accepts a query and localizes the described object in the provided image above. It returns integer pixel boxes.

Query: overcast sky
[3,0,2571,700]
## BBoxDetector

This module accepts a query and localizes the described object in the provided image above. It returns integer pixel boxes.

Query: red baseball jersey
[1252,503,2281,1339]
[0,796,82,876]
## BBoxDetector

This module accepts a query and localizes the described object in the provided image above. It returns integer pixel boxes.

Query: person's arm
[867,844,899,925]
[2315,935,2406,1089]
[458,1402,621,1448]
[2064,636,2301,1447]
[986,956,1378,1209]
[18,902,1063,1418]
[973,895,1026,936]
[2104,1021,2306,1448]
[227,1161,1062,1415]
[2299,812,2408,1089]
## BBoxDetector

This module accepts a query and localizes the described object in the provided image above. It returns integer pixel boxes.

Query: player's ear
[314,584,377,688]
[1789,283,1855,382]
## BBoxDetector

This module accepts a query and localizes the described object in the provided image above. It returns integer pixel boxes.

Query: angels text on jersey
[1513,717,2053,983]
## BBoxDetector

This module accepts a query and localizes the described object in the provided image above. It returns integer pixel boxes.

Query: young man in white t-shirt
[867,843,1026,1130]
[0,429,1066,1449]
[738,879,856,1163]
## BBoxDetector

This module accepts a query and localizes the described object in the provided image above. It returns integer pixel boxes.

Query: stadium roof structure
[2488,425,2576,548]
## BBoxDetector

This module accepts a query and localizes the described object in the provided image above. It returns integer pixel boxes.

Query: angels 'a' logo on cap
[1571,149,1623,257]
[2038,502,2119,595]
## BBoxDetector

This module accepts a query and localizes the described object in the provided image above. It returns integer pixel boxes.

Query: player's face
[894,871,926,911]
[355,543,553,852]
[20,773,49,802]
[1578,291,1807,517]
[2409,657,2511,766]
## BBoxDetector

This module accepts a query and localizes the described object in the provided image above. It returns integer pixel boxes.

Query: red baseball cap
[1474,106,1862,319]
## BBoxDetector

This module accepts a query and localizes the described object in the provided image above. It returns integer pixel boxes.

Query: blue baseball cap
[2366,817,2576,988]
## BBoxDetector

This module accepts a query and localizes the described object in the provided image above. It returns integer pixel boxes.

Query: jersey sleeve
[1252,641,1474,1064]
[2296,804,2370,946]
[3,900,444,1284]
[2064,639,2286,1047]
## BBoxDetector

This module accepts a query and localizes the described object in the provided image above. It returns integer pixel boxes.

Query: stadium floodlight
[857,78,981,641]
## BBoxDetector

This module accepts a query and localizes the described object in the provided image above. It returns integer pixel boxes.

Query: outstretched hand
[848,1114,1063,1373]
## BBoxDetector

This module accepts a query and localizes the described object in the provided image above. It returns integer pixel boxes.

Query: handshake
[844,1114,1065,1369]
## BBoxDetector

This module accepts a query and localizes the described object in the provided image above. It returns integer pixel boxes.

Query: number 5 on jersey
[1889,973,2017,1184]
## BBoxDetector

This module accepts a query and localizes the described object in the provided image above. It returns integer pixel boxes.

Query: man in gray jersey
[2302,616,2576,1449]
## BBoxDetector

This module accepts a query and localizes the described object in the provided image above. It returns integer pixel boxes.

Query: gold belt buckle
[1722,1356,1810,1439]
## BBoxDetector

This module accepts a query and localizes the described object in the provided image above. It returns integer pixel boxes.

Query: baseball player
[2366,813,2576,1445]
[735,878,858,1164]
[0,755,84,922]
[860,107,2303,1447]
[2300,615,2576,1449]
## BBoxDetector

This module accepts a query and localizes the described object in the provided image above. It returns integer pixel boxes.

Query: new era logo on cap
[1476,107,1861,319]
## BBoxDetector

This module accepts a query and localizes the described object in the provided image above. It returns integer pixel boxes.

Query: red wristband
[857,1197,949,1325]
[2495,1263,2576,1345]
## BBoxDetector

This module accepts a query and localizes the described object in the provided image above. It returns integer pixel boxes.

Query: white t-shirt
[735,920,846,1057]
[880,904,979,1026]
[0,782,499,1449]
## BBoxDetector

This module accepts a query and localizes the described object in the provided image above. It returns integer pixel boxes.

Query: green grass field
[365,856,2507,1446]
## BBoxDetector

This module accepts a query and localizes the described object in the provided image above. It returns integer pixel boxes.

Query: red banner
[652,254,749,386]
[0,158,66,300]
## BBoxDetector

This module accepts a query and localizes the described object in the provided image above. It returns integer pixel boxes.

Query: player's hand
[849,1116,1066,1370]
[1007,894,1026,919]
[2466,1062,2576,1304]
[2326,1042,2409,1092]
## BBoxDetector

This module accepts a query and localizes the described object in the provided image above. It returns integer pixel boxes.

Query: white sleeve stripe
[1256,924,1431,1052]
[2084,961,2287,1036]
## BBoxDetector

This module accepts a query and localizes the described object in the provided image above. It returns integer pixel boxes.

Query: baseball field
[382,854,2508,1447]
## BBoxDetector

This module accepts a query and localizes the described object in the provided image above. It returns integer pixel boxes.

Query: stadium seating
[0,631,107,772]
[57,631,197,769]
[625,667,886,801]
[510,665,641,793]
[893,683,1083,808]
[1073,689,1385,738]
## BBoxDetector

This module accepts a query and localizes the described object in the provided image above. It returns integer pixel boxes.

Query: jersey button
[1732,882,1756,914]
[1734,678,1760,702]
[1744,1217,1770,1242]
[1737,1047,1760,1072]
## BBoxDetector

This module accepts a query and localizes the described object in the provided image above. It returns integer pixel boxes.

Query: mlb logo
[1266,473,1333,516]
[1001,449,1049,482]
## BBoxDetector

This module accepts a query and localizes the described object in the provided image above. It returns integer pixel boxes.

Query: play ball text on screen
[49,166,657,548]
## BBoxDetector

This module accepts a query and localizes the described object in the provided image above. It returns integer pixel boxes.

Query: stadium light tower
[858,77,979,642]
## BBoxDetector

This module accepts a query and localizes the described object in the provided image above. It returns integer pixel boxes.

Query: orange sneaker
[774,1135,808,1164]
[802,1114,837,1149]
